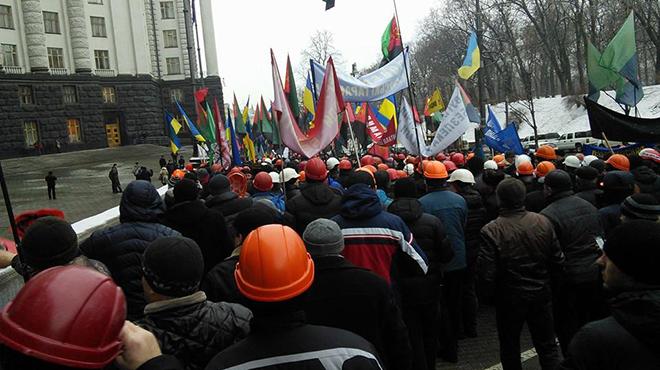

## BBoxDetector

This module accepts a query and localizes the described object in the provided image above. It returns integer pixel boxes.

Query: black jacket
[205,311,384,370]
[480,208,565,300]
[285,182,342,234]
[525,189,548,213]
[457,188,487,266]
[205,192,253,235]
[559,289,660,370]
[540,192,603,284]
[161,200,233,273]
[202,255,242,304]
[304,256,412,370]
[137,292,252,370]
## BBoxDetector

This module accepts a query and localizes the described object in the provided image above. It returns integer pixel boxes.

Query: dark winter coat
[304,256,412,370]
[525,189,548,213]
[202,255,242,304]
[457,188,487,267]
[161,200,234,273]
[80,182,180,320]
[559,289,660,370]
[137,291,252,370]
[286,182,342,234]
[575,188,603,208]
[205,192,253,235]
[540,192,603,284]
[204,311,384,370]
[45,174,56,187]
[480,208,565,300]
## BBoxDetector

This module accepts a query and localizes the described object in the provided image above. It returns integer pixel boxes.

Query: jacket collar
[144,291,206,314]
[498,207,526,217]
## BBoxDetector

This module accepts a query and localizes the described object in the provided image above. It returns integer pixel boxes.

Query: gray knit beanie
[302,218,344,256]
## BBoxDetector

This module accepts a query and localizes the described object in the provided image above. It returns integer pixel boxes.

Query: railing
[1,66,23,74]
[49,67,69,75]
[94,69,116,77]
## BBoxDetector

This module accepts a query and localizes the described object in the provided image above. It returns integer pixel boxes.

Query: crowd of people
[2,144,660,370]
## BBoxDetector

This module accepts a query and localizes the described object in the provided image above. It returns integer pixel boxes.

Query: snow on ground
[463,85,660,142]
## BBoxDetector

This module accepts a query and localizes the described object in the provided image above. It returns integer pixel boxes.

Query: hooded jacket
[456,188,487,266]
[205,192,253,235]
[81,180,180,320]
[559,289,660,370]
[286,182,342,234]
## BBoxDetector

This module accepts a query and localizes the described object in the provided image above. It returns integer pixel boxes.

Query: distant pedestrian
[45,171,57,200]
[132,162,140,179]
[109,164,122,193]
[159,155,167,169]
[136,166,153,182]
[178,155,185,169]
[159,167,169,185]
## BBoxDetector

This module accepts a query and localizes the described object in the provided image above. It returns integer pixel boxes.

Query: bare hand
[115,321,162,370]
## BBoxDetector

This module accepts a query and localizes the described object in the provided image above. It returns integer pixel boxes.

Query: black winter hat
[576,165,599,181]
[394,177,417,198]
[496,178,526,209]
[603,220,660,285]
[589,159,606,173]
[620,194,660,221]
[21,217,79,271]
[233,206,278,237]
[544,170,573,191]
[143,236,204,297]
[208,174,230,196]
[173,178,199,203]
[602,171,635,191]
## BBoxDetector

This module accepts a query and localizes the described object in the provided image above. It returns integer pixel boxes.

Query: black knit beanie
[209,174,230,195]
[544,170,573,192]
[604,220,660,285]
[233,207,278,237]
[620,194,660,221]
[21,216,79,271]
[143,236,204,297]
[393,177,417,198]
[173,178,199,203]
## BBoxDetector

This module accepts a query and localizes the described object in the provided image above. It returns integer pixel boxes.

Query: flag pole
[345,109,362,162]
[0,162,20,252]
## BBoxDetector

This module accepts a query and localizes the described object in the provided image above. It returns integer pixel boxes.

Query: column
[21,0,49,72]
[199,0,218,76]
[66,0,91,73]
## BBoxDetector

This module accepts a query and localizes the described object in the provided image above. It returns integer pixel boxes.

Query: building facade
[0,0,222,158]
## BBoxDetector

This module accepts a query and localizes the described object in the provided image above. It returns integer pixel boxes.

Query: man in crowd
[109,164,123,193]
[205,174,253,236]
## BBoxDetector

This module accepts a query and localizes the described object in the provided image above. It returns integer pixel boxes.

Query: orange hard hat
[516,161,534,176]
[493,154,505,164]
[605,154,630,171]
[304,158,328,181]
[535,145,557,160]
[386,168,398,181]
[184,163,194,171]
[339,159,352,170]
[235,225,314,302]
[396,170,408,179]
[298,170,306,182]
[535,161,556,178]
[423,161,449,179]
[377,163,389,172]
[372,156,383,165]
[362,164,377,174]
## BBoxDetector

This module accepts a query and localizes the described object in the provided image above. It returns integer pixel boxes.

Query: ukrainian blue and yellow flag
[378,95,397,128]
[175,101,206,143]
[458,31,480,80]
[166,112,182,154]
[303,72,316,128]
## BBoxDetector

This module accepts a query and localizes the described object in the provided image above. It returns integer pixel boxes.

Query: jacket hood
[611,289,660,352]
[206,191,238,207]
[301,182,336,205]
[340,184,381,219]
[120,180,165,223]
[165,199,209,226]
[388,198,423,222]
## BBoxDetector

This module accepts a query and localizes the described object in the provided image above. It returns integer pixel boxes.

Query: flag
[323,0,334,10]
[213,97,231,169]
[285,55,301,118]
[427,88,445,114]
[365,103,387,143]
[271,49,344,158]
[412,104,422,123]
[243,134,256,162]
[587,41,614,101]
[458,31,480,80]
[397,97,427,156]
[378,95,397,129]
[166,112,182,154]
[486,106,502,133]
[425,84,473,156]
[242,97,250,125]
[232,93,247,134]
[354,103,366,123]
[381,16,403,62]
[176,101,206,143]
[227,107,242,166]
[303,71,316,127]
[457,82,481,123]
[483,124,524,155]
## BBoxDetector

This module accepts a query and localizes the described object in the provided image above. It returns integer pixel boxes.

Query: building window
[166,57,180,75]
[160,1,175,19]
[23,121,39,147]
[18,86,34,105]
[163,30,177,48]
[169,88,183,103]
[88,0,103,4]
[102,86,116,104]
[94,50,110,69]
[63,85,77,104]
[90,16,106,37]
[43,11,60,34]
[67,119,82,143]
[0,5,13,29]
[47,47,64,68]
[1,44,18,66]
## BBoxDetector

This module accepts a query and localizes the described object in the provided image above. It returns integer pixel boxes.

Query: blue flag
[486,106,502,133]
[483,124,524,155]
[227,108,242,166]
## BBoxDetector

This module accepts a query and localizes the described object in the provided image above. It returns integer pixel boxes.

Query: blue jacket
[419,188,468,272]
[251,191,285,213]
[328,177,344,194]
[376,189,393,209]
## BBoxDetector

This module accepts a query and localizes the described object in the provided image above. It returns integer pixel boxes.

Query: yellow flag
[427,88,445,114]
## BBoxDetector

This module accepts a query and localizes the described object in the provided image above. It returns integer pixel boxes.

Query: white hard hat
[282,167,299,182]
[563,155,582,169]
[514,154,532,168]
[484,160,498,170]
[326,157,340,170]
[269,171,282,183]
[583,155,599,166]
[403,163,415,176]
[264,158,272,164]
[447,169,475,184]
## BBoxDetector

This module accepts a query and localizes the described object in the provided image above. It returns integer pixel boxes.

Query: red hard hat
[253,171,273,192]
[0,265,126,368]
[339,159,352,170]
[185,163,194,171]
[298,161,307,172]
[377,163,389,172]
[362,164,377,174]
[304,158,328,181]
[275,159,283,168]
[435,153,447,161]
[443,160,458,173]
[235,225,314,302]
[450,153,465,166]
[386,168,398,181]
[14,208,65,239]
[396,153,406,160]
[372,156,383,165]
[360,155,374,166]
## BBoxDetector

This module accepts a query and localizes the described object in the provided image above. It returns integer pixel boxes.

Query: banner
[311,50,410,102]
[397,96,427,156]
[582,143,644,158]
[585,98,660,142]
[425,84,472,155]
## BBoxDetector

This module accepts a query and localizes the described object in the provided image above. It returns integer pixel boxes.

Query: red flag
[213,97,231,169]
[423,98,430,117]
[377,117,397,146]
[342,103,356,124]
[413,104,421,124]
[368,144,390,159]
[194,88,209,106]
[354,103,367,123]
[365,104,386,142]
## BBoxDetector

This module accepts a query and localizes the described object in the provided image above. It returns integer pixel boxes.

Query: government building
[0,0,222,158]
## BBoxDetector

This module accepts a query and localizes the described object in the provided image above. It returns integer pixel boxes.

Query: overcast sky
[209,0,439,105]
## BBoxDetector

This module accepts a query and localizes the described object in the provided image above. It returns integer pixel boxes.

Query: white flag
[397,97,426,156]
[425,84,472,156]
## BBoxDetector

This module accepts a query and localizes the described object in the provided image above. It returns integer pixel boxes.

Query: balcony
[94,69,116,77]
[49,67,69,75]
[1,66,24,74]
